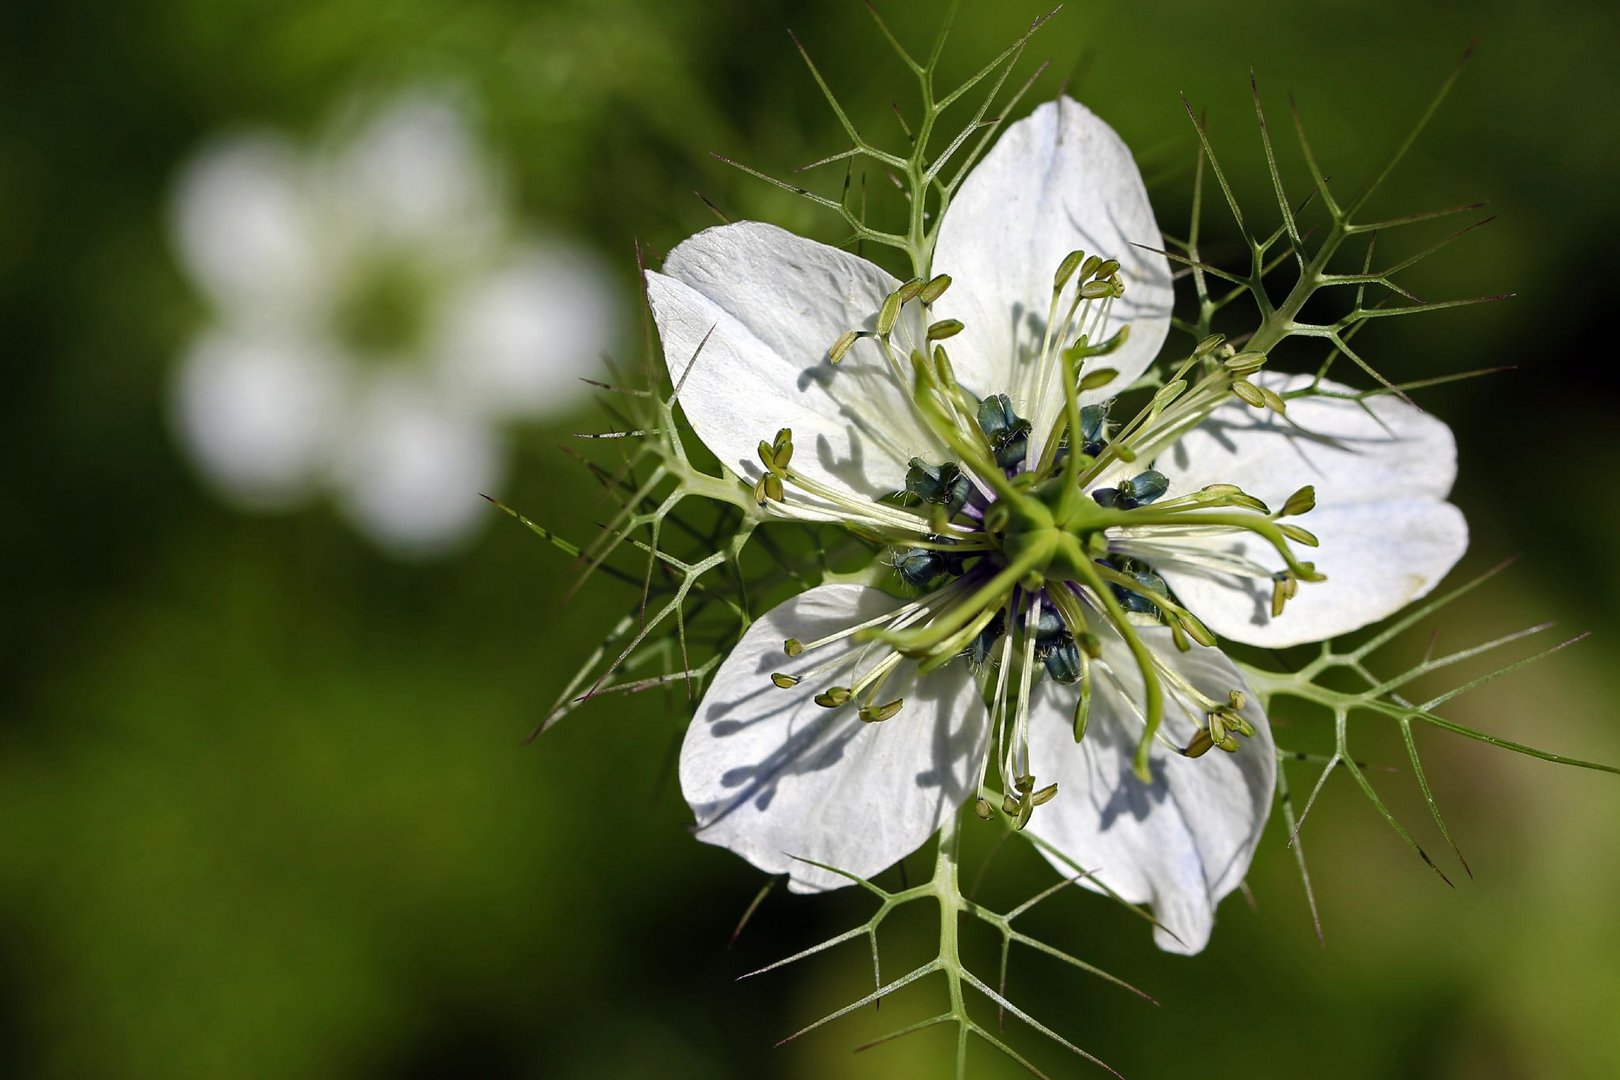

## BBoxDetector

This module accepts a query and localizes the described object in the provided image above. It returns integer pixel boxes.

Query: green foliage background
[3,1,1617,1076]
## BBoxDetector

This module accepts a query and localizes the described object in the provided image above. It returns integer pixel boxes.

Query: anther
[877,291,903,336]
[813,687,852,708]
[1278,523,1319,547]
[1281,485,1317,517]
[1053,249,1086,291]
[859,699,904,723]
[784,638,805,657]
[771,673,800,689]
[828,329,861,365]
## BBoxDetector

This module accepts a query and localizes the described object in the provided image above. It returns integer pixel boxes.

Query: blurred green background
[4,0,1618,1076]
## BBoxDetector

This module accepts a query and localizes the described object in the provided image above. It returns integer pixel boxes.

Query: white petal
[328,89,500,253]
[432,240,619,419]
[1149,373,1468,647]
[332,375,503,557]
[170,134,325,323]
[680,584,987,892]
[646,221,946,505]
[170,329,345,508]
[931,97,1173,457]
[1027,625,1274,954]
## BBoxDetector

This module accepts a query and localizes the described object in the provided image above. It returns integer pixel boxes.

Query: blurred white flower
[169,88,618,556]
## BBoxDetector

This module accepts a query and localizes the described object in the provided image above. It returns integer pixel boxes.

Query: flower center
[760,249,1328,826]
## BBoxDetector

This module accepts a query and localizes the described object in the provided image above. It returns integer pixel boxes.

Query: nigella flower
[169,87,618,556]
[647,99,1467,952]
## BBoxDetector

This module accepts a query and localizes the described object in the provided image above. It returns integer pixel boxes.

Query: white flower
[169,88,618,556]
[646,98,1467,952]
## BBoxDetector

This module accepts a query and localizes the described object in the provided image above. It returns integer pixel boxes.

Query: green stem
[929,811,970,1079]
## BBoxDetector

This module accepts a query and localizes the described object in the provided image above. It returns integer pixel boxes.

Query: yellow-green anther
[1078,632,1102,660]
[763,474,784,502]
[931,344,958,388]
[1170,621,1191,653]
[1207,711,1229,744]
[1278,523,1319,547]
[1015,773,1035,795]
[877,291,903,336]
[1091,258,1121,281]
[1080,254,1101,279]
[859,699,904,723]
[1002,792,1020,815]
[1223,351,1267,374]
[1181,611,1216,648]
[814,686,851,708]
[1079,367,1119,391]
[829,329,861,365]
[784,638,805,657]
[1216,734,1240,753]
[919,273,952,304]
[974,797,995,820]
[1200,484,1243,497]
[1195,333,1226,357]
[1258,385,1288,413]
[896,277,924,304]
[1232,493,1271,513]
[1183,730,1215,758]
[1231,378,1266,408]
[1031,783,1059,807]
[1281,485,1316,517]
[927,319,964,342]
[771,428,794,470]
[1270,577,1289,617]
[1153,379,1188,407]
[1054,249,1086,291]
[1229,689,1247,711]
[1078,279,1117,301]
[757,439,779,474]
[1073,665,1092,742]
[771,673,800,689]
[752,476,769,506]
